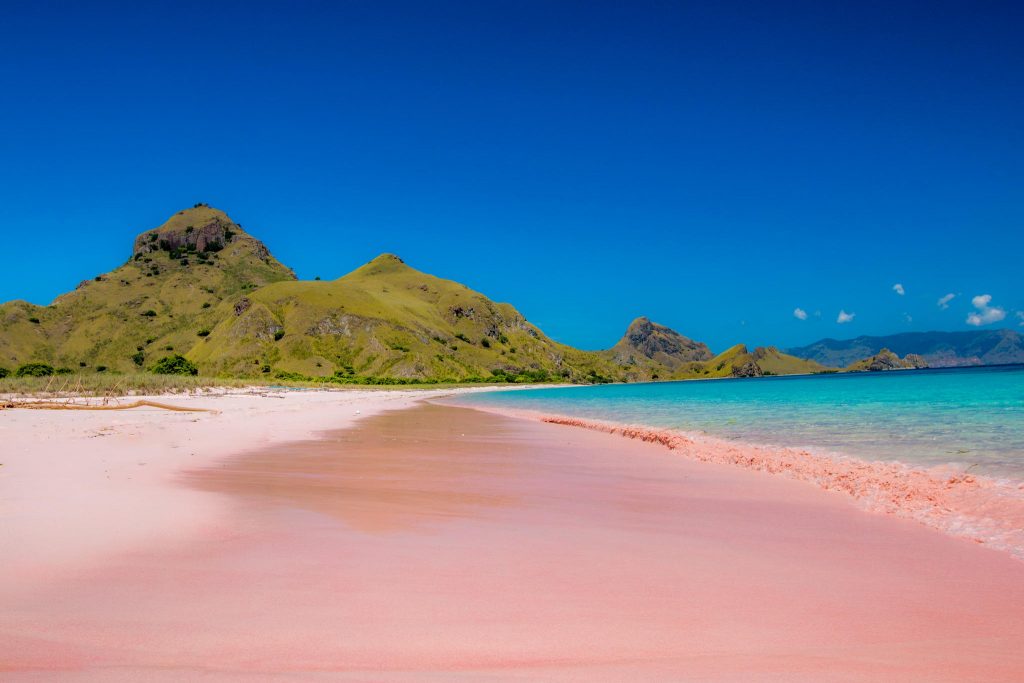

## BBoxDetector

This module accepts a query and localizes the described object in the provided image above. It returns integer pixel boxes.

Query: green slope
[0,206,295,373]
[190,253,626,382]
[0,204,857,384]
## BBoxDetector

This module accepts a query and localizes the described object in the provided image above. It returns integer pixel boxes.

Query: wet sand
[3,402,1024,680]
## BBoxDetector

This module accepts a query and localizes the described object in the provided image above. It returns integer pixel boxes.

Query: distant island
[2,205,1018,385]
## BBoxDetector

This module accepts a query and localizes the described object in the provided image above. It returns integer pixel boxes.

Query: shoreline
[4,399,1024,679]
[446,400,1024,560]
[3,390,1024,679]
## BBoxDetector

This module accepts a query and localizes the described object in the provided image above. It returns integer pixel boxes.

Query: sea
[456,365,1024,481]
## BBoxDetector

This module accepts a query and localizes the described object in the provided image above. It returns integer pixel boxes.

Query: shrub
[16,363,55,377]
[498,334,509,344]
[454,333,471,343]
[27,317,40,324]
[96,366,107,372]
[480,338,491,348]
[131,351,145,366]
[273,370,311,382]
[0,366,9,378]
[202,302,211,309]
[79,361,87,367]
[197,329,211,337]
[141,310,157,317]
[185,225,194,234]
[151,354,198,376]
[273,330,285,341]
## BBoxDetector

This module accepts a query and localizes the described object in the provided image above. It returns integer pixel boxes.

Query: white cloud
[837,310,855,324]
[966,294,1006,326]
[904,313,913,323]
[893,283,905,296]
[937,293,955,309]
[793,307,808,320]
[1018,312,1024,326]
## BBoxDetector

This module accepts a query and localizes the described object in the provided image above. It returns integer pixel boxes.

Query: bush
[151,354,198,376]
[131,351,145,366]
[454,333,471,343]
[141,310,157,317]
[16,363,55,377]
[197,329,211,337]
[27,317,40,324]
[0,366,9,378]
[273,330,285,341]
[96,366,108,372]
[480,338,491,348]
[202,302,211,309]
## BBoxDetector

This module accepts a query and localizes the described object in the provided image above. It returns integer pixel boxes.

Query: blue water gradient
[456,366,1024,479]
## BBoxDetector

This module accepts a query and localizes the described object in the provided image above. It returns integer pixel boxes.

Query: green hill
[0,205,867,385]
[0,205,294,374]
[189,252,624,383]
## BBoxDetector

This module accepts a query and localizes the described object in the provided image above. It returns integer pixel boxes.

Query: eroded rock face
[133,216,236,257]
[731,360,763,378]
[611,317,712,367]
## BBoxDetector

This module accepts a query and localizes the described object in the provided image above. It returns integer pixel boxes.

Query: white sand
[0,388,466,595]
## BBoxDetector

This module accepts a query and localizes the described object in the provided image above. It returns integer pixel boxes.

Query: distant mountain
[787,330,1024,368]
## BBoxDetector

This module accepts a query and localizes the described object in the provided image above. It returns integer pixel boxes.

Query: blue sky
[1,1,1021,352]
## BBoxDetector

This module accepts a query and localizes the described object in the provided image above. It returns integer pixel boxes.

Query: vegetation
[0,204,870,389]
[151,355,199,376]
[15,362,55,377]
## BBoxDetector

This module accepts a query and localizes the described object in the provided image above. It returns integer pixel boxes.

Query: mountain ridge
[787,330,1024,368]
[0,205,920,383]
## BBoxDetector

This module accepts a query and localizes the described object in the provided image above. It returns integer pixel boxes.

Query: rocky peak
[611,317,712,367]
[132,206,244,259]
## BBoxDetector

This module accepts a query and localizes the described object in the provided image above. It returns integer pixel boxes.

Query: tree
[151,355,199,376]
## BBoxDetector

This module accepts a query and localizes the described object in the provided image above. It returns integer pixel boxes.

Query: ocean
[456,365,1024,481]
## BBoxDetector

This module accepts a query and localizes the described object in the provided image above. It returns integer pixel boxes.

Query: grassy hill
[0,204,866,385]
[189,252,626,383]
[0,205,295,374]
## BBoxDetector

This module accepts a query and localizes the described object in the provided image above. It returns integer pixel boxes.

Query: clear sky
[1,1,1021,352]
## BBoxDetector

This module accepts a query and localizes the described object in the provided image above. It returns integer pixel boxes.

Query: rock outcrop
[607,317,712,369]
[847,348,929,372]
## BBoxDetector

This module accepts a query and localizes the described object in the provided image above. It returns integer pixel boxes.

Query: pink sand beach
[2,391,1023,681]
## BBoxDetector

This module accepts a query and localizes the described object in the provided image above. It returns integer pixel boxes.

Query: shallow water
[457,365,1024,479]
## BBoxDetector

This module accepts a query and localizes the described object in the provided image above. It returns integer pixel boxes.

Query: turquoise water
[456,366,1024,480]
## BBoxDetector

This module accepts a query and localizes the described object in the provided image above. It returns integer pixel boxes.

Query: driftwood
[1,400,218,413]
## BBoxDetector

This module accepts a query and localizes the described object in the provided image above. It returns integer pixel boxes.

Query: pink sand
[460,405,1024,559]
[2,396,1024,680]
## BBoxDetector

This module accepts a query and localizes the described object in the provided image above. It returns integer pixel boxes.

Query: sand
[2,392,1023,680]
